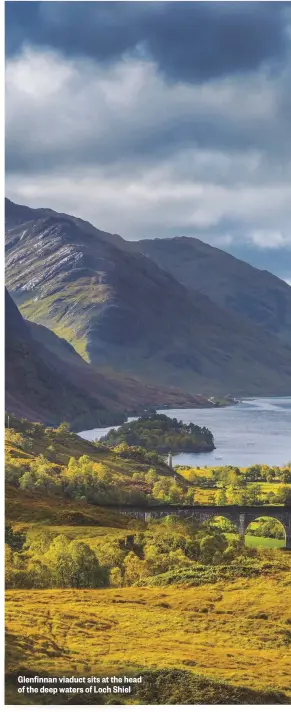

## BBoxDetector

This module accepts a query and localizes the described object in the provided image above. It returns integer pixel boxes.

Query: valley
[6,289,209,430]
[5,200,291,706]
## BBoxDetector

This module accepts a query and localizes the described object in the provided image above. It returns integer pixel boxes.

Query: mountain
[5,199,291,397]
[5,288,123,428]
[5,290,205,429]
[136,236,291,347]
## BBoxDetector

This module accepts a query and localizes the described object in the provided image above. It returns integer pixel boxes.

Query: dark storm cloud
[5,1,290,82]
[5,2,291,275]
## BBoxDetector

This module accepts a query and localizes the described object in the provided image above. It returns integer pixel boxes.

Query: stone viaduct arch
[104,504,291,549]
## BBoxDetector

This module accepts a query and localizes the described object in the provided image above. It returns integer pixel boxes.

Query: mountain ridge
[135,234,291,347]
[5,198,291,397]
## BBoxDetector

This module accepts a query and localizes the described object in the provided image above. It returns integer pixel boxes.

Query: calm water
[78,397,291,467]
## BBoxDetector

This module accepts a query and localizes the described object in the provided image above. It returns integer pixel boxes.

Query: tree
[5,545,30,588]
[93,463,112,485]
[168,548,193,570]
[260,465,276,482]
[56,422,70,435]
[19,471,35,490]
[45,535,74,587]
[244,465,262,481]
[227,470,244,488]
[199,533,227,564]
[5,431,26,448]
[184,486,196,505]
[29,456,58,494]
[5,544,14,586]
[251,518,285,540]
[215,490,227,505]
[102,413,214,454]
[94,541,125,569]
[245,484,261,505]
[27,560,51,588]
[5,456,26,486]
[110,567,123,587]
[152,478,171,502]
[123,552,146,584]
[281,469,291,484]
[276,486,291,505]
[69,541,108,588]
[168,484,185,504]
[25,528,56,555]
[44,536,108,588]
[145,468,159,485]
[5,525,25,552]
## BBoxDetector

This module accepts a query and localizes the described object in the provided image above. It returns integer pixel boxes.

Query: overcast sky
[5,1,291,283]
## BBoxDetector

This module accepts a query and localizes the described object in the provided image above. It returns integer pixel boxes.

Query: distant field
[225,533,284,549]
[245,535,285,549]
[6,574,291,702]
[224,532,285,549]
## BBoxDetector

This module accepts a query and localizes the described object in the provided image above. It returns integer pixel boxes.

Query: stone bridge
[105,504,291,549]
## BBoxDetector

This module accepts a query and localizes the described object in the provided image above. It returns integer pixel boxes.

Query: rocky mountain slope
[136,236,291,347]
[5,290,203,428]
[5,199,291,396]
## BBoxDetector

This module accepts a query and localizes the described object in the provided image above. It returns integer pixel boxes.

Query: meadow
[6,573,291,704]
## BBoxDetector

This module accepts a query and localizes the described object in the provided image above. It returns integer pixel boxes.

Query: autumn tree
[110,567,123,587]
[123,552,147,584]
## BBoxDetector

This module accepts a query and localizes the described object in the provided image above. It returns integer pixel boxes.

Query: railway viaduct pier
[106,504,291,549]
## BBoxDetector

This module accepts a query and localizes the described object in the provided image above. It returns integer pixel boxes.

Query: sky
[5,1,291,283]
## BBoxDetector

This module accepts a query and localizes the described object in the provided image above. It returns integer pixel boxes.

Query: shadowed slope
[5,290,203,428]
[6,199,291,396]
[137,235,291,346]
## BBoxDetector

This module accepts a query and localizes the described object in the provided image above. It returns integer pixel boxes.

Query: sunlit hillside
[5,416,291,704]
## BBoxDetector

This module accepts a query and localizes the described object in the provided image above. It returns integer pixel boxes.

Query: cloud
[6,2,291,83]
[5,47,291,172]
[5,6,291,282]
[249,230,291,249]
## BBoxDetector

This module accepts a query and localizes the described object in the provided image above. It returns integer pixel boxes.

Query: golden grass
[5,485,135,529]
[5,574,291,697]
[178,467,215,480]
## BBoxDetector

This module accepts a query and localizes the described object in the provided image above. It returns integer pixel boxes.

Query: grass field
[224,532,285,549]
[5,573,291,703]
[245,534,285,549]
[177,466,288,503]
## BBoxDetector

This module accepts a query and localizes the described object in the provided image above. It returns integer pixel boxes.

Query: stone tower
[167,451,173,468]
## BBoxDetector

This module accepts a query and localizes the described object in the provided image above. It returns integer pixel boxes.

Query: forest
[7,514,286,591]
[102,412,215,453]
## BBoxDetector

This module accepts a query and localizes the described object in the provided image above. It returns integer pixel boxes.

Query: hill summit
[5,198,291,397]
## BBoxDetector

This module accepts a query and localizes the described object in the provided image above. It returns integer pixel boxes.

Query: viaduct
[105,504,291,549]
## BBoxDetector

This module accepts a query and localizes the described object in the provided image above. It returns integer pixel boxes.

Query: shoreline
[77,396,240,435]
